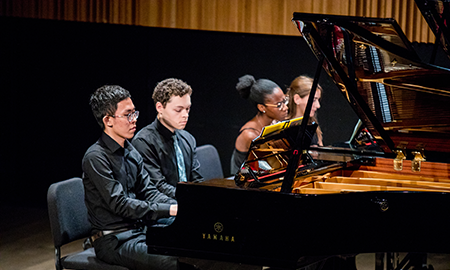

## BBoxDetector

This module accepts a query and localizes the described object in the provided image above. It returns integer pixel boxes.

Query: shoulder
[238,120,260,138]
[177,130,197,151]
[235,128,260,152]
[133,124,160,148]
[134,123,157,140]
[235,119,261,147]
[178,129,195,142]
[239,118,260,133]
[238,128,260,141]
[82,142,110,168]
[83,140,104,158]
[177,129,197,151]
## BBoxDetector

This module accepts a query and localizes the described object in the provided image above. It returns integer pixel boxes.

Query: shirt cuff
[150,203,172,220]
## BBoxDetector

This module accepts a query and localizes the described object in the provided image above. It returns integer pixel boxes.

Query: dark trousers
[94,229,178,270]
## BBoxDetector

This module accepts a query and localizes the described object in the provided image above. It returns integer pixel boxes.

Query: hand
[169,204,178,216]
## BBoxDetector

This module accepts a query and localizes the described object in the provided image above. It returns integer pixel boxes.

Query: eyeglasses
[264,97,288,111]
[111,111,139,122]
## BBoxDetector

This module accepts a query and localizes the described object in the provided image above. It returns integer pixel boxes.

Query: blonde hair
[287,75,323,145]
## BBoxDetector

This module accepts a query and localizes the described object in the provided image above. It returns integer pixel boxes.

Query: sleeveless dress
[229,127,259,175]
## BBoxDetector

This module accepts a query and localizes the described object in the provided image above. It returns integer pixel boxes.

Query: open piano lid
[236,11,450,189]
[291,12,450,162]
[416,0,450,61]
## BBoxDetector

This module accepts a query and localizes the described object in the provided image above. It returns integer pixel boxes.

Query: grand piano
[147,1,450,269]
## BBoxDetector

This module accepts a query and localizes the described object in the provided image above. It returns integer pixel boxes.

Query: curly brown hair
[152,78,192,107]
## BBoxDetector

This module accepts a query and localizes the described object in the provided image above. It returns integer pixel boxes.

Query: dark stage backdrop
[2,17,448,206]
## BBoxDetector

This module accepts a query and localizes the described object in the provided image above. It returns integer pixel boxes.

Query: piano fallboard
[146,159,450,268]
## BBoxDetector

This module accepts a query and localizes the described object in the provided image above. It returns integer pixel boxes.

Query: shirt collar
[155,117,176,141]
[101,132,131,153]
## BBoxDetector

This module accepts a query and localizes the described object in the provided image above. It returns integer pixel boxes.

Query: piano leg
[375,253,383,270]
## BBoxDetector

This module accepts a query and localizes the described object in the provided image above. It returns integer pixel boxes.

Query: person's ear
[103,115,113,128]
[156,102,164,114]
[293,94,301,105]
[257,104,266,113]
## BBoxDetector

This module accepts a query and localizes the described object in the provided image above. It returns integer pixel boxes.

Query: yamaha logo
[202,222,235,242]
[214,222,223,233]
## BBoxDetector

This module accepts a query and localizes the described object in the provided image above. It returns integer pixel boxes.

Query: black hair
[89,85,131,130]
[236,74,279,108]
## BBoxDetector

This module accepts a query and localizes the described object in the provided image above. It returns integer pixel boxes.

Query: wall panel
[0,0,435,43]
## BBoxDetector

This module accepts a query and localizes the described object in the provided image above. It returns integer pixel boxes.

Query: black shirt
[82,132,176,232]
[132,118,203,199]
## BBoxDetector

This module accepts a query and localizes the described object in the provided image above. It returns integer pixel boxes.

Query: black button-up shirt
[82,132,176,232]
[132,118,203,199]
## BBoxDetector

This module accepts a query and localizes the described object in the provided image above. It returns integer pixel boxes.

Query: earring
[263,111,266,113]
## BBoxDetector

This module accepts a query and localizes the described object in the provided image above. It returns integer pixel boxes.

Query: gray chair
[47,177,128,270]
[196,144,224,180]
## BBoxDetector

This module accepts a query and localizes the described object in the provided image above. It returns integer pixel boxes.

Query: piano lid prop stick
[280,56,323,193]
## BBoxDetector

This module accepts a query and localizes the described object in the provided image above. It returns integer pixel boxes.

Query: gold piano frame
[291,158,450,194]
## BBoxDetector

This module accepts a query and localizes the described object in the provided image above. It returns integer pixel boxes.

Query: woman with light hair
[287,75,323,146]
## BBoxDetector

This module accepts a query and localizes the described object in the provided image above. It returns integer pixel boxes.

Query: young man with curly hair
[132,78,204,199]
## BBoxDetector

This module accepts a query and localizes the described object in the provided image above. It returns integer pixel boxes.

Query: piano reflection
[147,1,450,269]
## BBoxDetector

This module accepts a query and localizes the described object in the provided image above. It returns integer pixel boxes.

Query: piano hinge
[411,145,426,172]
[393,142,408,171]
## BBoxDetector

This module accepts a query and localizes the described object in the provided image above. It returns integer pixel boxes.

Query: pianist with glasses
[287,75,323,147]
[82,85,179,270]
[230,74,288,175]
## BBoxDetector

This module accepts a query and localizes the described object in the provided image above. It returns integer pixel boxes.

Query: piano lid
[415,0,450,60]
[292,12,450,161]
